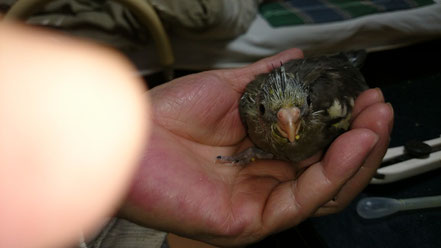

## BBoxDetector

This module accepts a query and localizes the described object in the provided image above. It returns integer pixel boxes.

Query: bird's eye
[259,104,266,115]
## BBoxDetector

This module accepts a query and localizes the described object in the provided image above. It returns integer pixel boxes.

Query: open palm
[120,49,393,246]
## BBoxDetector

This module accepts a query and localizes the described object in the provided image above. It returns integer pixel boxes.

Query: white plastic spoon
[357,195,441,219]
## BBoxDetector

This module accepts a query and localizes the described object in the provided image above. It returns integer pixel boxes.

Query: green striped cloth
[260,0,435,27]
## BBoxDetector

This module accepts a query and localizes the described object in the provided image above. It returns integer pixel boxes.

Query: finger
[352,88,384,120]
[262,128,378,232]
[0,23,149,248]
[295,151,323,169]
[240,160,297,182]
[314,102,393,215]
[249,48,305,75]
[227,48,304,91]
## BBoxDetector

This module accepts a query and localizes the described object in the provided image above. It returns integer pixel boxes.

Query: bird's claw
[216,147,274,166]
[216,155,246,166]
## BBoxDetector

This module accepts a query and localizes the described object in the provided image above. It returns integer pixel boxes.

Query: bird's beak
[276,107,301,143]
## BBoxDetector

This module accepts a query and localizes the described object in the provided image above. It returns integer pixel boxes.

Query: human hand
[120,48,393,246]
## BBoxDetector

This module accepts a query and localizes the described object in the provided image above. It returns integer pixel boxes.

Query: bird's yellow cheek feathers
[332,114,352,130]
[327,98,354,130]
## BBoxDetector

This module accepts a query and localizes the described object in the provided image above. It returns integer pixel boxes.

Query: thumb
[229,48,304,91]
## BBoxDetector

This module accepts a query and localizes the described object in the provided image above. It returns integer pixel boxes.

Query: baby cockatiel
[217,52,368,165]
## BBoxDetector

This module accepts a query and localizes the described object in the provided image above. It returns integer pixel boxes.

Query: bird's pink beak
[276,107,301,143]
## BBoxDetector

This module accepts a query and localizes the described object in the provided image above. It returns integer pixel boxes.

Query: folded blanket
[261,0,436,27]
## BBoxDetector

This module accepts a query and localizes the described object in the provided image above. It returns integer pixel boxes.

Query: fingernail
[386,102,394,133]
[370,133,380,150]
[386,102,394,112]
[374,87,384,101]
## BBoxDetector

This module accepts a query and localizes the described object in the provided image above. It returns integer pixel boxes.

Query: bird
[217,52,369,165]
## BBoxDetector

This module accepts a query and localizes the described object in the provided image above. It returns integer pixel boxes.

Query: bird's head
[250,65,311,144]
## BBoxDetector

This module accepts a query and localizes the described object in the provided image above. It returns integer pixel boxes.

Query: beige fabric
[4,0,261,48]
[149,0,262,39]
[89,218,167,248]
[24,0,144,50]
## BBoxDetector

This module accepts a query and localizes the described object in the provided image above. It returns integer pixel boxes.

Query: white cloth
[4,0,441,72]
[154,3,441,70]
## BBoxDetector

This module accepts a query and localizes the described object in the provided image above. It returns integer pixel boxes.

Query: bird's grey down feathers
[218,52,368,165]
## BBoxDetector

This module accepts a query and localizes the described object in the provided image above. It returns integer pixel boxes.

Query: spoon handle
[400,195,441,211]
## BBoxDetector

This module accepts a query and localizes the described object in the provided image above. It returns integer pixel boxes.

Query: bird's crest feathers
[263,64,308,110]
